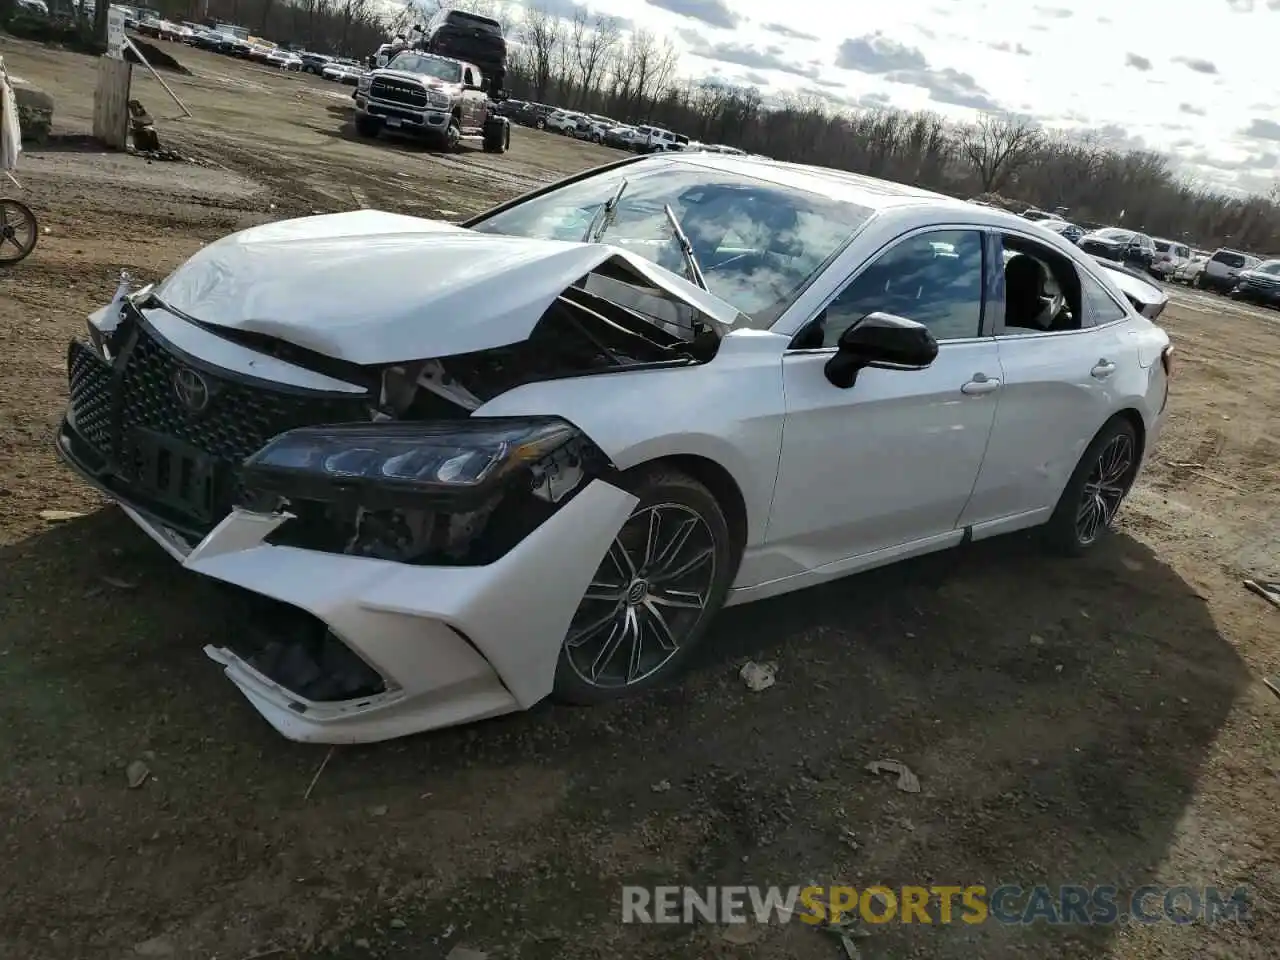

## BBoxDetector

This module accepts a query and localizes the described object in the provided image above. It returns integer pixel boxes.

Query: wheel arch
[622,454,750,562]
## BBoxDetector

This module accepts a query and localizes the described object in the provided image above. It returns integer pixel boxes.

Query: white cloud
[501,0,1280,187]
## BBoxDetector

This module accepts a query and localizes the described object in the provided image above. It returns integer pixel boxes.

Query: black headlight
[241,417,584,511]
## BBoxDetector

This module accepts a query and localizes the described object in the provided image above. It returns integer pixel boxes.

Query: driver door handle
[1091,359,1117,379]
[961,373,1001,395]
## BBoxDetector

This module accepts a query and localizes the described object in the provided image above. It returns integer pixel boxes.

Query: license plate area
[384,117,402,127]
[120,427,217,522]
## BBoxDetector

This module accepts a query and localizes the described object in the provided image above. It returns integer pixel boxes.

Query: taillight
[1161,344,1176,379]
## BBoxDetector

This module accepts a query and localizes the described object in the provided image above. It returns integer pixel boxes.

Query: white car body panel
[57,153,1172,743]
[152,211,742,364]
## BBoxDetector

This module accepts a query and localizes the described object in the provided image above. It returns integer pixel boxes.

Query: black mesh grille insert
[370,78,429,107]
[68,340,116,457]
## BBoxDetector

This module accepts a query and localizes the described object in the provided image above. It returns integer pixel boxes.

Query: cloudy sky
[425,0,1280,193]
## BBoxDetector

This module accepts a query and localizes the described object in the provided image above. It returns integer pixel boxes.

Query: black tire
[552,466,737,705]
[482,117,509,153]
[1042,417,1140,556]
[443,118,461,152]
[353,114,381,138]
[535,117,546,129]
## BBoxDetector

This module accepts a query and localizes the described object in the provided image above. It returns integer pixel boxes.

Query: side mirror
[824,312,938,389]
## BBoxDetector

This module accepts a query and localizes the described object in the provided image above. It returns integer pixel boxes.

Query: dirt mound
[125,38,192,76]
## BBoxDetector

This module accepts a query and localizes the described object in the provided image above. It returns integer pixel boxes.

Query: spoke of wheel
[650,545,713,584]
[0,204,8,230]
[567,606,620,649]
[583,578,626,602]
[641,600,679,651]
[643,508,662,568]
[650,515,698,575]
[589,611,632,682]
[607,537,636,581]
[648,587,703,609]
[625,607,645,681]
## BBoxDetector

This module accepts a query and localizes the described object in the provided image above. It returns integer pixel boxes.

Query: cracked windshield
[472,165,870,324]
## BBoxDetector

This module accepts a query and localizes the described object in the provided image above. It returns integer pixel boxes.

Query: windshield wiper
[663,203,707,291]
[582,178,629,243]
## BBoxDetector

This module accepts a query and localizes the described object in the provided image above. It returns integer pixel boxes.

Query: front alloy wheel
[554,468,734,703]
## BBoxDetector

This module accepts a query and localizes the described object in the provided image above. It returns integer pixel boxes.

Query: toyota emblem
[171,367,211,414]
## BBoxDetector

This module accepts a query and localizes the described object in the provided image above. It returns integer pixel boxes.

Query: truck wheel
[354,114,382,138]
[443,118,461,152]
[483,117,510,154]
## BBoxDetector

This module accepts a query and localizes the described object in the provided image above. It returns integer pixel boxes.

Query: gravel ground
[0,37,1276,960]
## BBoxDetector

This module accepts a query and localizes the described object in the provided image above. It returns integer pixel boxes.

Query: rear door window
[1212,251,1246,268]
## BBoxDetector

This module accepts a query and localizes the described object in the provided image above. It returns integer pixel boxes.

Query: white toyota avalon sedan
[57,153,1174,743]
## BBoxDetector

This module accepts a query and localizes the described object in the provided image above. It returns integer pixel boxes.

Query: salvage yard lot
[0,37,1277,960]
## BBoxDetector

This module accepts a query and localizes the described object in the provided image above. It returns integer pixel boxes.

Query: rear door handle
[961,373,1001,396]
[1091,359,1117,379]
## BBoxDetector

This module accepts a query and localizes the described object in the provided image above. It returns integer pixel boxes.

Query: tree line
[449,0,1280,253]
[6,0,1275,251]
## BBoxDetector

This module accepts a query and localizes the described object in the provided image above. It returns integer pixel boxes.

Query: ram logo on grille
[371,78,429,107]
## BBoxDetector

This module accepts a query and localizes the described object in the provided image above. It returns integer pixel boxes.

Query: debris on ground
[650,779,671,793]
[739,660,777,691]
[445,947,489,960]
[720,921,764,944]
[1029,633,1045,646]
[819,909,870,959]
[1263,677,1280,701]
[865,759,920,793]
[128,99,161,153]
[367,804,389,817]
[1243,579,1280,609]
[101,575,138,590]
[38,509,84,522]
[133,936,175,957]
[302,745,335,801]
[126,759,151,788]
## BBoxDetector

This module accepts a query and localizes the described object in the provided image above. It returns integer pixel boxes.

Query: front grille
[370,78,428,108]
[68,340,116,457]
[65,317,372,530]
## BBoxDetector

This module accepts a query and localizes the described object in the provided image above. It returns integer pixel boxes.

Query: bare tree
[959,114,1045,193]
[570,10,620,109]
[519,5,562,102]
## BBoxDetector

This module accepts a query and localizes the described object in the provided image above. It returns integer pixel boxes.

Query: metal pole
[125,36,193,119]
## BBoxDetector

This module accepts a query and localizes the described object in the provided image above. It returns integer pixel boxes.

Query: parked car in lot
[576,115,617,142]
[1021,208,1063,222]
[546,110,585,134]
[1150,239,1192,279]
[57,152,1172,744]
[1078,228,1156,273]
[1038,219,1086,245]
[266,49,303,71]
[604,125,644,149]
[1199,248,1262,293]
[1171,252,1208,285]
[298,52,333,75]
[1228,259,1280,307]
[353,50,510,153]
[322,60,366,84]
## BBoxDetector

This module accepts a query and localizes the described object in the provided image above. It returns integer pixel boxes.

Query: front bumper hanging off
[60,414,637,742]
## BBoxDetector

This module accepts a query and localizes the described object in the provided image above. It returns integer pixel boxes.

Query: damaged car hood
[153,210,744,365]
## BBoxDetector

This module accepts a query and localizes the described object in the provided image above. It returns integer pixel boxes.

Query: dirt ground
[0,37,1277,960]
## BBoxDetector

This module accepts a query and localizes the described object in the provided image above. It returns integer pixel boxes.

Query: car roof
[666,153,971,213]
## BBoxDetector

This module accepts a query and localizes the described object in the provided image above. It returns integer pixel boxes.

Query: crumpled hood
[153,210,743,365]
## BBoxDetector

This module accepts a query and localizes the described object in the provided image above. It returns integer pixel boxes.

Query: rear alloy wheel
[1043,419,1139,555]
[553,469,734,704]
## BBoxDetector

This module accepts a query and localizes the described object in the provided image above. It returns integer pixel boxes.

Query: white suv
[1150,239,1192,279]
[633,125,683,153]
[545,110,583,135]
[1201,248,1262,293]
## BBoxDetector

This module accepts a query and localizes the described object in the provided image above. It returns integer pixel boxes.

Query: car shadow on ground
[0,508,1251,959]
